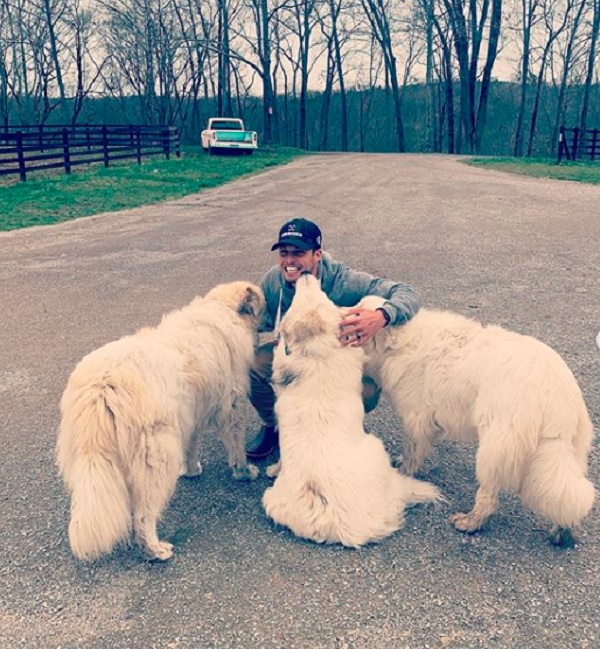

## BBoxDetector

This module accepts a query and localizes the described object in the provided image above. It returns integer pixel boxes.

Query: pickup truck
[201,117,258,154]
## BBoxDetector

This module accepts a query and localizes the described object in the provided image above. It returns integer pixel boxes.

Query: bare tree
[432,12,457,153]
[0,0,10,129]
[217,0,234,116]
[355,36,384,151]
[230,0,294,144]
[64,0,108,123]
[327,0,351,151]
[360,0,406,152]
[579,0,600,130]
[316,15,336,150]
[512,0,541,156]
[549,0,588,150]
[289,0,319,148]
[525,0,571,154]
[441,0,503,152]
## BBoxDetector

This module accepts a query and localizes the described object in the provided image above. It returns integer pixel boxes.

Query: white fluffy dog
[359,296,595,546]
[262,274,442,547]
[57,281,265,561]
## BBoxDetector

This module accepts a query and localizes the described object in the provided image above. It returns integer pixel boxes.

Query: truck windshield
[212,121,243,130]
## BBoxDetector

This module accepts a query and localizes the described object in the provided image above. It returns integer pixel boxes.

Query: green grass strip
[465,157,600,184]
[0,146,305,232]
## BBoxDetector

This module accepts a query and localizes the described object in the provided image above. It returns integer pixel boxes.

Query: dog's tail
[520,436,595,531]
[57,388,132,561]
[399,474,445,506]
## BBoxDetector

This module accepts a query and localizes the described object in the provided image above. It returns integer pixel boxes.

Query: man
[246,217,422,459]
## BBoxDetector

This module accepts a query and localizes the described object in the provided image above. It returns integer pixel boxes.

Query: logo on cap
[271,218,322,251]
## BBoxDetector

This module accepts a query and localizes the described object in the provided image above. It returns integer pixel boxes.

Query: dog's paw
[181,461,203,478]
[396,454,419,476]
[266,460,281,479]
[145,541,174,562]
[550,526,576,549]
[233,463,259,481]
[449,512,482,534]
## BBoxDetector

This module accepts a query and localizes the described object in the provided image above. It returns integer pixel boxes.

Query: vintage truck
[200,117,258,154]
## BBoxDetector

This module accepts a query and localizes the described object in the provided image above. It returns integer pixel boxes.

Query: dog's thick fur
[359,296,595,546]
[57,282,265,561]
[262,274,442,547]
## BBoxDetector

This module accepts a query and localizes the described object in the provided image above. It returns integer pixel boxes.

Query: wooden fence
[558,126,600,163]
[0,124,180,181]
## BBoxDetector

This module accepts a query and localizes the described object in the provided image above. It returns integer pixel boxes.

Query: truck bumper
[210,141,257,150]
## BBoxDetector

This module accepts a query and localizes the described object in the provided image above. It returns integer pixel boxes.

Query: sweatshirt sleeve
[329,262,421,326]
[258,268,281,333]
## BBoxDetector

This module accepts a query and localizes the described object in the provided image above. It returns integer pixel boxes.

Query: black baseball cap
[271,218,322,251]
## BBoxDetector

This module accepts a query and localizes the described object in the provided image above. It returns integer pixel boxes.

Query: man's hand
[340,308,387,347]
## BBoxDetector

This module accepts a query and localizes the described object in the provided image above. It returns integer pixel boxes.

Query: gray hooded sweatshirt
[259,251,421,334]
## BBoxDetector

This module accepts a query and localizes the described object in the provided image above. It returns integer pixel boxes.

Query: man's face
[278,245,322,284]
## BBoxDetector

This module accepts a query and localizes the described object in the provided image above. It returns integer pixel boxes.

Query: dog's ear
[238,285,264,318]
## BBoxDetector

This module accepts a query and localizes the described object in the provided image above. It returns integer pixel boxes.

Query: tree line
[0,0,599,156]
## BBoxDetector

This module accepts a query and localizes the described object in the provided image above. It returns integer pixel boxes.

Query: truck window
[211,121,243,131]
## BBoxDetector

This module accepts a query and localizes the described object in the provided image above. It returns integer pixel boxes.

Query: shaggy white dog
[262,274,442,547]
[359,296,595,546]
[57,281,265,561]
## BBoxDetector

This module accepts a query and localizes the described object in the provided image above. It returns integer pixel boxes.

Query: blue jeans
[248,341,382,426]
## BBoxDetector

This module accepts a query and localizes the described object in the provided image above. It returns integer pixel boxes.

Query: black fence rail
[0,124,180,181]
[558,126,600,163]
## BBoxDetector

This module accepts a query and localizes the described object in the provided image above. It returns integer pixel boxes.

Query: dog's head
[205,281,265,325]
[279,273,348,356]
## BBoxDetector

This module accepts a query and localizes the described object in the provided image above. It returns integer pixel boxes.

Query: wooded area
[1,0,599,157]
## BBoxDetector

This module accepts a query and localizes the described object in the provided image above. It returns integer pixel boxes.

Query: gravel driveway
[1,154,599,649]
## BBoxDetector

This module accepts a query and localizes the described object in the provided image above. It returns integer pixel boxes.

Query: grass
[465,156,600,184]
[0,146,306,232]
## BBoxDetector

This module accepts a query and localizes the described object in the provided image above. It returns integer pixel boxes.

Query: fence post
[163,126,170,160]
[85,124,91,152]
[572,127,580,161]
[558,127,565,163]
[102,125,109,167]
[592,129,598,162]
[62,128,71,175]
[176,128,181,158]
[16,131,26,181]
[136,126,142,164]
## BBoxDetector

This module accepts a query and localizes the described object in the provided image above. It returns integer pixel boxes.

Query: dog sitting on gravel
[262,274,442,547]
[57,281,265,561]
[358,296,595,546]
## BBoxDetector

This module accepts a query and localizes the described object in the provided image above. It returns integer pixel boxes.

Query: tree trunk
[298,2,312,150]
[260,0,273,144]
[424,0,435,152]
[319,42,335,151]
[42,0,68,122]
[551,0,586,151]
[513,0,536,156]
[580,0,600,131]
[473,0,502,152]
[329,0,348,151]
